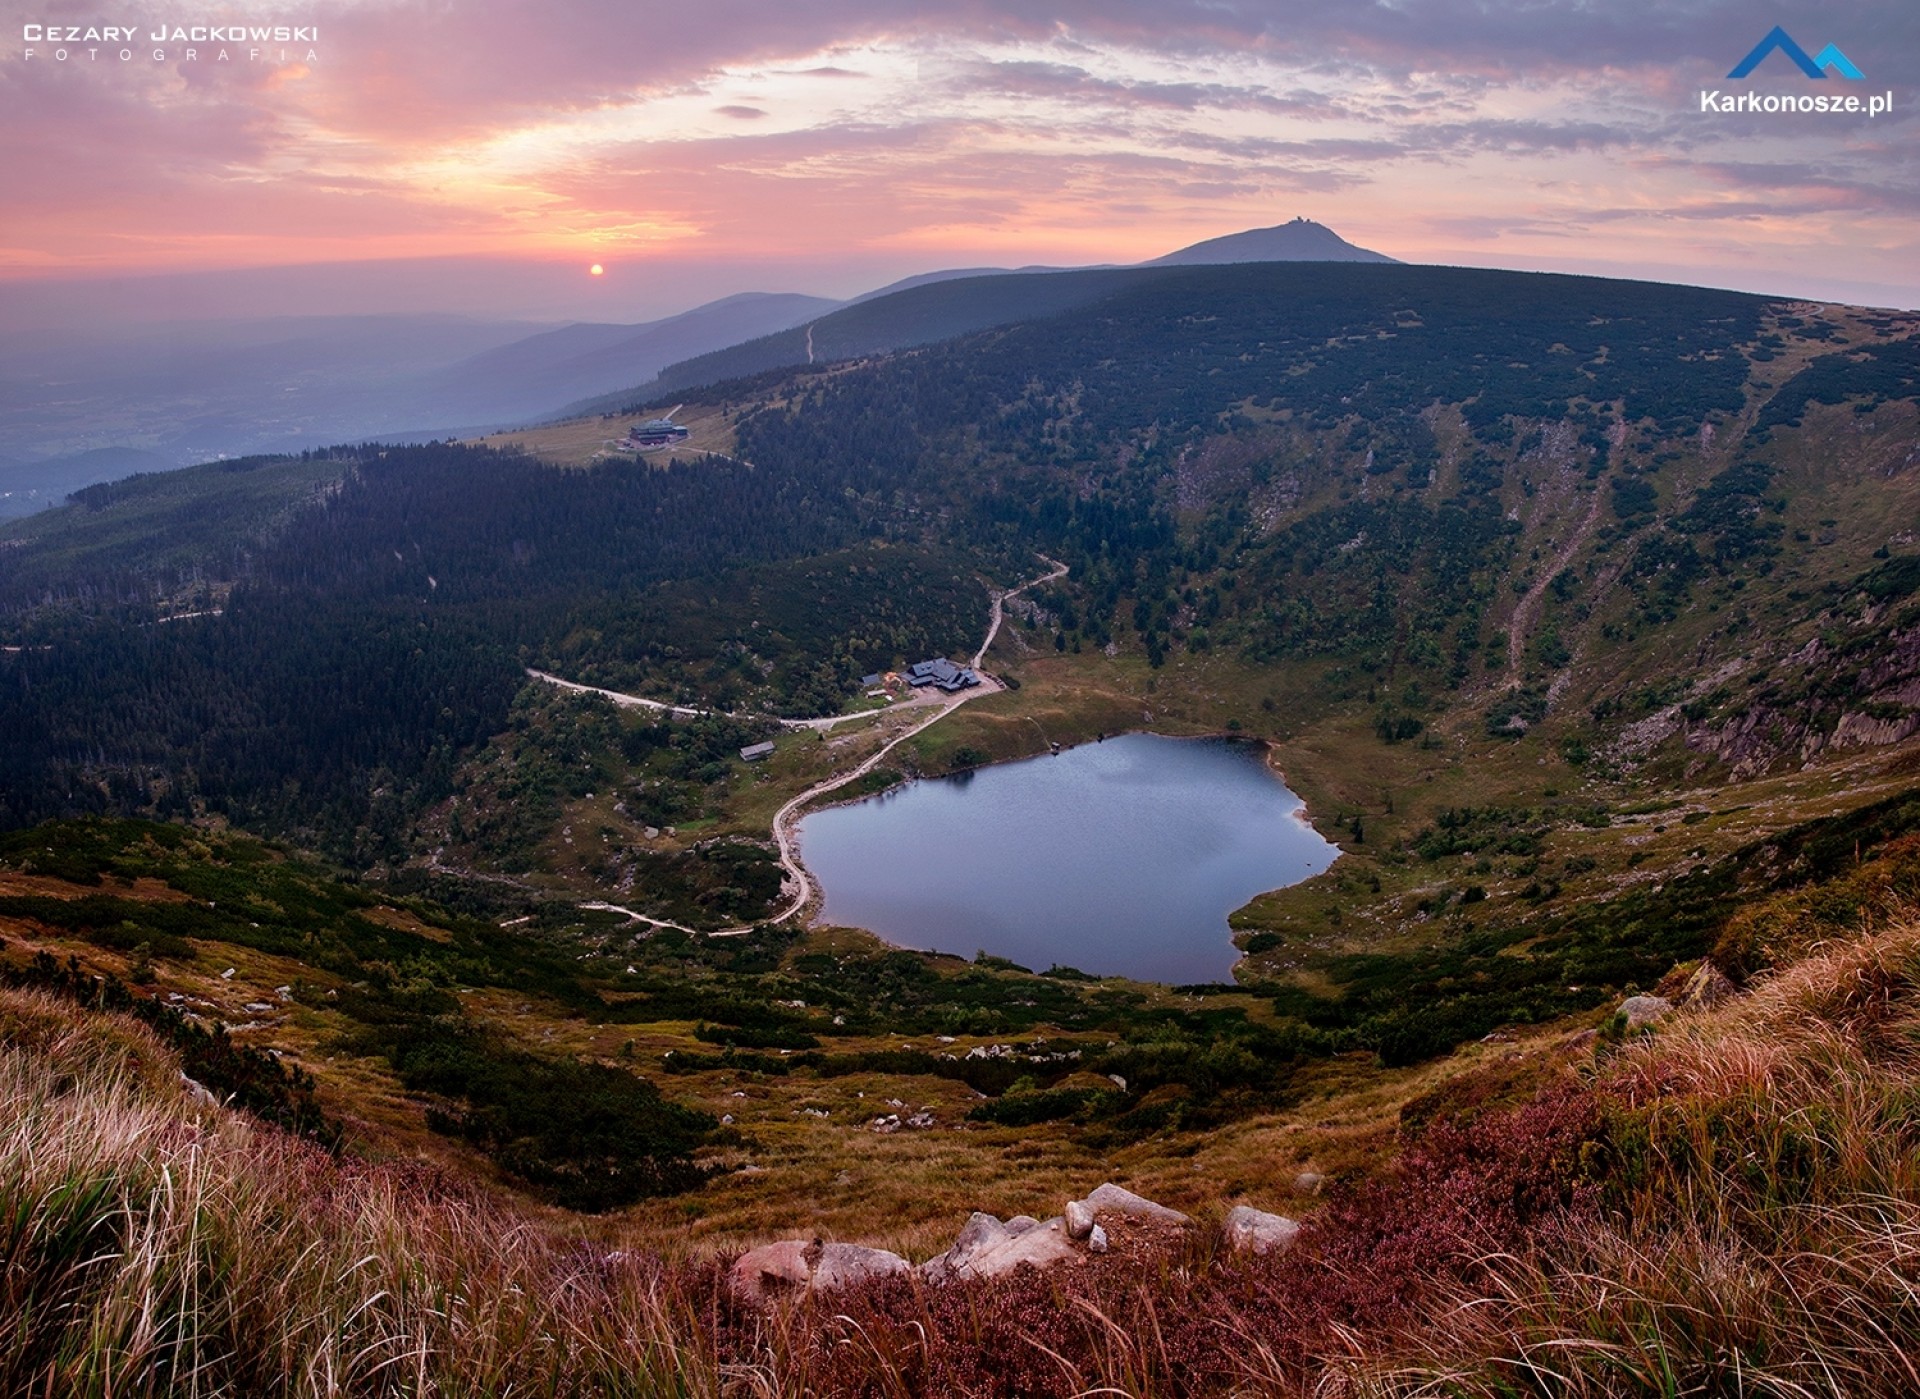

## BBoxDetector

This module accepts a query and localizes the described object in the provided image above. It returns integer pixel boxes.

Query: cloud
[2,0,1916,306]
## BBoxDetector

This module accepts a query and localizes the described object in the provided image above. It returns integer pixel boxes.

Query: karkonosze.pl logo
[1701,25,1892,117]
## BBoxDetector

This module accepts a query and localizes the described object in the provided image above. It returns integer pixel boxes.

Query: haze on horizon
[2,0,1917,326]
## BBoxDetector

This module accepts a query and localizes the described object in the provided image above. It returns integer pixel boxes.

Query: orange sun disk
[589,263,605,276]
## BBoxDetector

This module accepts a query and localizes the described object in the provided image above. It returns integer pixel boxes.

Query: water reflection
[798,733,1339,984]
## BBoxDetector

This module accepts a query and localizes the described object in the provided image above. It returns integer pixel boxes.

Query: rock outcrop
[1616,994,1673,1030]
[729,1238,910,1305]
[1678,962,1736,1010]
[734,1181,1200,1305]
[1081,1181,1191,1226]
[920,1211,1081,1282]
[913,1205,1082,1281]
[1223,1205,1300,1255]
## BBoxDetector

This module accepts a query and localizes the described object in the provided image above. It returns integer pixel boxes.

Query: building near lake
[626,416,690,450]
[905,657,980,692]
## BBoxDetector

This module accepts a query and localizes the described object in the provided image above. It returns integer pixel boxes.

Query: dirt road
[567,555,1068,934]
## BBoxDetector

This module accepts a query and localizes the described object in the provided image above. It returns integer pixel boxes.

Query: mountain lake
[797,732,1340,983]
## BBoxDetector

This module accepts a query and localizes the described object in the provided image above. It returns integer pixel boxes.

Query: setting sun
[588,263,604,277]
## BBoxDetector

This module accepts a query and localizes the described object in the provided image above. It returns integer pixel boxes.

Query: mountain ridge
[0,217,1393,502]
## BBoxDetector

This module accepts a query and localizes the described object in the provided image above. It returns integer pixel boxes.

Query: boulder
[920,1212,1010,1284]
[923,1212,1081,1281]
[729,1239,813,1305]
[964,1218,1080,1278]
[1004,1215,1041,1236]
[948,1212,1012,1267]
[1064,1198,1095,1240]
[1087,1223,1109,1254]
[1292,1171,1326,1196]
[1617,995,1673,1030]
[729,1238,909,1305]
[1083,1182,1191,1226]
[810,1242,911,1292]
[1223,1205,1300,1256]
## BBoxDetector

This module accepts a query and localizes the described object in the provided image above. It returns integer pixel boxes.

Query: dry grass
[11,905,1920,1395]
[0,986,717,1397]
[477,402,739,470]
[1356,903,1920,1397]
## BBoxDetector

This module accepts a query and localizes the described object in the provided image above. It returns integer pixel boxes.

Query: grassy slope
[0,452,347,612]
[0,822,1425,1254]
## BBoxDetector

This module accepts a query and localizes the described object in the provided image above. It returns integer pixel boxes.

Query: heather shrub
[742,1087,1604,1397]
[1366,923,1920,1396]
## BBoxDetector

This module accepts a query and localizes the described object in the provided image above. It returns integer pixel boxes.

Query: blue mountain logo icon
[1728,26,1863,79]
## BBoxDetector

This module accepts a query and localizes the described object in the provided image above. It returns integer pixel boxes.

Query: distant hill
[0,313,551,483]
[0,221,1395,493]
[625,220,1396,401]
[418,292,840,425]
[0,295,842,501]
[606,268,1145,406]
[845,264,1087,303]
[1148,217,1397,266]
[0,446,176,519]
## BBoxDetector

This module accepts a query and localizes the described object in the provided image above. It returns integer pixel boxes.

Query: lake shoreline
[795,732,1340,984]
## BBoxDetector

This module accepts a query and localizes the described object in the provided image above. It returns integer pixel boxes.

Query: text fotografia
[1699,90,1893,118]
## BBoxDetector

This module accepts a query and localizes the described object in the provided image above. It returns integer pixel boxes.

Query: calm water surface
[798,733,1338,983]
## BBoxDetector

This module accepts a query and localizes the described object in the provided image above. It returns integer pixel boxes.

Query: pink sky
[3,0,1916,318]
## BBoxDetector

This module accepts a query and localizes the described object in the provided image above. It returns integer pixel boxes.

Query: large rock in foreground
[921,1212,1080,1282]
[1617,995,1673,1030]
[1082,1182,1192,1226]
[730,1238,910,1305]
[1223,1205,1300,1255]
[740,1183,1199,1301]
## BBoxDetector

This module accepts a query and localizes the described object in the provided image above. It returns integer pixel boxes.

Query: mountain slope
[0,446,175,519]
[634,267,1146,400]
[0,295,840,502]
[615,220,1398,401]
[422,291,840,424]
[5,255,1920,1399]
[6,831,1920,1394]
[3,260,1918,1058]
[0,314,552,468]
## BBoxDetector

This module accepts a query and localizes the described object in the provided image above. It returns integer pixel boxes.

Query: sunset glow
[2,2,1914,313]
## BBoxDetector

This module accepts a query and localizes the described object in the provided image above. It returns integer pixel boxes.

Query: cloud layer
[2,0,1915,310]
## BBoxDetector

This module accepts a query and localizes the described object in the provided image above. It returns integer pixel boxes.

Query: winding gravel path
[756,555,1065,925]
[569,556,1067,936]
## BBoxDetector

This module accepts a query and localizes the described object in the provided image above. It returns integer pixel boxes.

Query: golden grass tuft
[0,985,717,1397]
